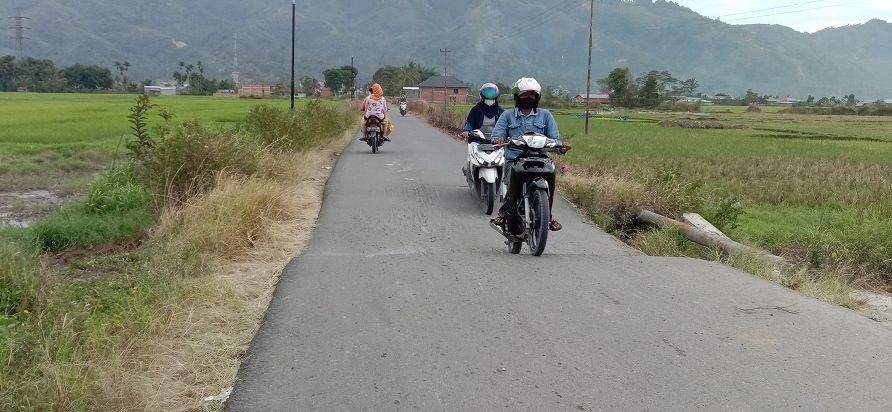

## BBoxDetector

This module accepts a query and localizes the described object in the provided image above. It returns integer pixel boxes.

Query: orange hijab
[370,83,384,100]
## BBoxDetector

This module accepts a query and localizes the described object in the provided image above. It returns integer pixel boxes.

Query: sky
[672,0,892,32]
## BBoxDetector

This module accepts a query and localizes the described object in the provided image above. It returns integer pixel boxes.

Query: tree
[637,70,679,96]
[636,72,660,108]
[323,65,358,95]
[15,58,65,92]
[0,55,16,91]
[846,94,856,106]
[806,95,815,105]
[61,64,114,90]
[372,62,437,96]
[300,76,319,97]
[172,60,220,95]
[606,67,636,107]
[678,78,699,95]
[744,89,761,104]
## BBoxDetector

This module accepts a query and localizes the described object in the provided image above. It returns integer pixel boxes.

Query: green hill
[1,0,890,97]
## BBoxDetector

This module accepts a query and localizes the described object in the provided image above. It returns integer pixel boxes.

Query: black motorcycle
[490,133,567,256]
[364,116,385,154]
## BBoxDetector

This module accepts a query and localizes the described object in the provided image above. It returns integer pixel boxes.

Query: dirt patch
[0,189,68,227]
[43,233,146,280]
[658,119,750,129]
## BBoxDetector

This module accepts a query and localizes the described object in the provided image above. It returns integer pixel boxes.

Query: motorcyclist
[491,77,571,231]
[360,83,390,141]
[460,83,504,144]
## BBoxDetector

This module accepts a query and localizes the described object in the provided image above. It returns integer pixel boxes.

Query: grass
[555,106,892,297]
[0,93,299,192]
[0,94,358,410]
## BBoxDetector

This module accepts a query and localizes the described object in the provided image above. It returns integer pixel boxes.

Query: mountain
[1,0,890,98]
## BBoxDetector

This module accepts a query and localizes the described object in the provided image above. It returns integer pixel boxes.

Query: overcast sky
[672,0,891,32]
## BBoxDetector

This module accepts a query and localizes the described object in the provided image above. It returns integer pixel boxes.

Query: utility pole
[290,0,296,110]
[585,0,594,135]
[7,8,30,60]
[351,56,355,100]
[440,48,452,115]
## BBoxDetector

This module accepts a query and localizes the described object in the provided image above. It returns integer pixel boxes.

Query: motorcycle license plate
[367,126,380,132]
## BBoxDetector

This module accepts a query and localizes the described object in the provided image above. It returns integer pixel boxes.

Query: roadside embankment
[0,97,358,410]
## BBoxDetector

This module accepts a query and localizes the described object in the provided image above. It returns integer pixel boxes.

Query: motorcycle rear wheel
[527,188,550,256]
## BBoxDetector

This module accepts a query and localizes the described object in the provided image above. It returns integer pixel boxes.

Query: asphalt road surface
[228,114,892,411]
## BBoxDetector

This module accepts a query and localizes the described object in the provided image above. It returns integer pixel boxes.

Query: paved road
[229,114,892,411]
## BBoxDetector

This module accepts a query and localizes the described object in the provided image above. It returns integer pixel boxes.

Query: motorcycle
[490,133,567,256]
[399,101,408,116]
[461,130,504,215]
[364,116,386,154]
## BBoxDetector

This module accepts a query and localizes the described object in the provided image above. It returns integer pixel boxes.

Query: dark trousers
[498,160,556,217]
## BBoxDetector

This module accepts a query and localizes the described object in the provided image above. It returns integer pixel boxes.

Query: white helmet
[511,77,542,97]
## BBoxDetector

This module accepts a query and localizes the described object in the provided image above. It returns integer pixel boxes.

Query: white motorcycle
[461,130,505,215]
[399,101,407,116]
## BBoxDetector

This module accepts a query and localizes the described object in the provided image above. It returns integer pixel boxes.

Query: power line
[723,0,872,22]
[716,0,827,18]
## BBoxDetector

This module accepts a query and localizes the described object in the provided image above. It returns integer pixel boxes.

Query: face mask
[516,97,538,110]
[484,99,496,106]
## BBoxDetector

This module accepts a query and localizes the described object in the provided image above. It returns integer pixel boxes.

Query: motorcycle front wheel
[481,181,496,215]
[526,188,550,256]
[370,133,378,154]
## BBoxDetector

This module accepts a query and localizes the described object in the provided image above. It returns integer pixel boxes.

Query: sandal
[549,219,562,231]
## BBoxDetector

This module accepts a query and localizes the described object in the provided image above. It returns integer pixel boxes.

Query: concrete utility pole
[440,48,452,115]
[7,8,30,60]
[585,0,594,135]
[351,56,355,100]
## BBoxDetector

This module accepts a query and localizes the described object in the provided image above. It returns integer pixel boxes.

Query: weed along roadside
[415,101,892,313]
[0,95,358,409]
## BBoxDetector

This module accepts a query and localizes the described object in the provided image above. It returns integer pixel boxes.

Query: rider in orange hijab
[360,83,391,141]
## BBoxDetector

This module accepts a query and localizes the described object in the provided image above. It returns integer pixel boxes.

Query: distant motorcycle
[399,101,408,116]
[490,133,567,256]
[364,116,385,154]
[461,130,504,215]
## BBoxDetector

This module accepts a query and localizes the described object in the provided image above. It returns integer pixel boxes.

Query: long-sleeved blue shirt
[491,108,562,160]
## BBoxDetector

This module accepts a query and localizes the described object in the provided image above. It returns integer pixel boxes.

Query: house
[239,84,271,97]
[574,93,610,104]
[143,86,177,96]
[417,75,468,104]
[319,87,332,98]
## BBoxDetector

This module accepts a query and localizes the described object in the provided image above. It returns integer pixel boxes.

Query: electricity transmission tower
[7,8,30,59]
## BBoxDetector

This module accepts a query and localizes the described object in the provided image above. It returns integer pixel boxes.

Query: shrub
[140,121,263,207]
[85,162,152,214]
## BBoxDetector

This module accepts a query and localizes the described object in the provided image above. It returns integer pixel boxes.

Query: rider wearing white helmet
[491,77,571,231]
